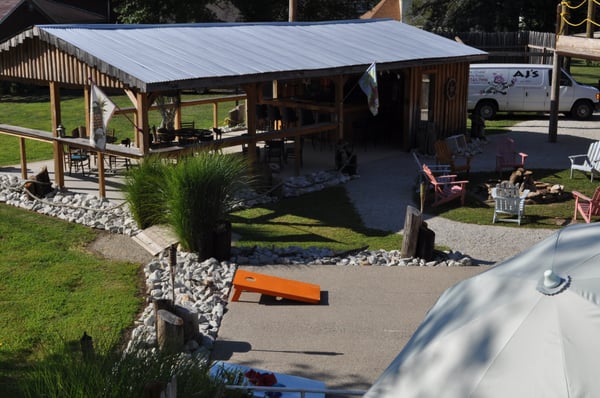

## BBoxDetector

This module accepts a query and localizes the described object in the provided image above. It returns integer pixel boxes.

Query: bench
[231,269,321,304]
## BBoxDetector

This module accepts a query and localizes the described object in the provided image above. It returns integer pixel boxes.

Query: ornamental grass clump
[167,152,251,260]
[124,152,251,260]
[20,337,250,398]
[123,156,170,229]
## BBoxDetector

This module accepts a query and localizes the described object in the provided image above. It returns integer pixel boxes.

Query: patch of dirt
[87,231,155,265]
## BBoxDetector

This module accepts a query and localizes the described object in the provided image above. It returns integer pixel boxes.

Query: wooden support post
[294,134,301,176]
[136,92,150,154]
[97,152,106,198]
[213,102,218,128]
[244,83,258,164]
[400,205,423,258]
[49,81,65,187]
[335,75,346,141]
[18,137,27,180]
[156,309,184,354]
[169,244,177,304]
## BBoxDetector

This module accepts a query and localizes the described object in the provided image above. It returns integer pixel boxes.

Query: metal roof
[2,19,487,92]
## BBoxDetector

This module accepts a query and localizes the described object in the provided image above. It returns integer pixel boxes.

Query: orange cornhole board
[231,269,321,304]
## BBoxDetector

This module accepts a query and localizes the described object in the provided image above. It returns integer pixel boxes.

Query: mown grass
[0,204,142,397]
[232,185,403,252]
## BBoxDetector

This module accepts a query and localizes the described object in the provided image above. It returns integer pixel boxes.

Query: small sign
[132,224,178,256]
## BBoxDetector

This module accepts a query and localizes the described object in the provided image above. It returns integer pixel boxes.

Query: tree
[230,0,378,22]
[113,0,216,23]
[411,0,558,33]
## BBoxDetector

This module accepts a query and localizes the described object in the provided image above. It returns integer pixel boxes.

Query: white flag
[359,62,379,116]
[90,83,116,150]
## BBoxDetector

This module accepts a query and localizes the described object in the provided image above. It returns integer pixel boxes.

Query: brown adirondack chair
[422,164,469,207]
[573,187,600,223]
[434,140,471,174]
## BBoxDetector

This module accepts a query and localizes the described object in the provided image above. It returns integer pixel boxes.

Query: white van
[468,63,600,120]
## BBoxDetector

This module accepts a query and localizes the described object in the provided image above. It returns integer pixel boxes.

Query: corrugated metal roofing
[3,19,487,91]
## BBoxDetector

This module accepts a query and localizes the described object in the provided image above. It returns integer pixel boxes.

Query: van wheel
[570,100,594,120]
[475,101,497,120]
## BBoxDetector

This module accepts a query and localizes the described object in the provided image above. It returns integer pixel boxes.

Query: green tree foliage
[411,0,558,33]
[113,0,216,23]
[230,0,378,22]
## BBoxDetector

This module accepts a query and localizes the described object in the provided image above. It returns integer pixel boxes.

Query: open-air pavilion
[0,18,486,197]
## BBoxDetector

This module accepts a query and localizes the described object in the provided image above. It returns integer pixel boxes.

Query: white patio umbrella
[365,222,600,398]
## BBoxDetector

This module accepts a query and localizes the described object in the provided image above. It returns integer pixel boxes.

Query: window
[420,74,435,121]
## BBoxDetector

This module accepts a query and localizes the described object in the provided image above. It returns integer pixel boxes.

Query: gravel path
[346,115,598,265]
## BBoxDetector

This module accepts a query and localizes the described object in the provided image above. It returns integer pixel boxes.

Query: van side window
[549,70,572,87]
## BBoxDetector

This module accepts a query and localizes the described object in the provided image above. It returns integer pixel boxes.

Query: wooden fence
[444,31,556,64]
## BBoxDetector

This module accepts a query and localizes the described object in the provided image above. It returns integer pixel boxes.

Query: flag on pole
[358,62,379,116]
[90,83,116,150]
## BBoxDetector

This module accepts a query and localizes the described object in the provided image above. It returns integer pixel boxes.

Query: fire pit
[483,168,571,205]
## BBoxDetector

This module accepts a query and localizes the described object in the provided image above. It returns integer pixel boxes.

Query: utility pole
[289,0,297,22]
[549,2,565,143]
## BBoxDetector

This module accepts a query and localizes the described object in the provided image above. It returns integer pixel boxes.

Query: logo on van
[513,69,539,79]
[481,73,516,95]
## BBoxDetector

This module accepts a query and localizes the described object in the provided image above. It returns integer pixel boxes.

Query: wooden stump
[174,304,200,342]
[401,206,423,258]
[416,223,435,261]
[156,309,184,354]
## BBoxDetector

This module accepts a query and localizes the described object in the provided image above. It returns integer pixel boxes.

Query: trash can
[213,221,232,261]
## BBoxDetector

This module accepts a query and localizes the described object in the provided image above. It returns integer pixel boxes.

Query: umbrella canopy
[365,222,600,398]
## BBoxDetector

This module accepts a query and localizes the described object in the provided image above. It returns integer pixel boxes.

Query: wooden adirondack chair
[496,137,528,175]
[412,151,450,182]
[491,182,530,225]
[434,140,471,174]
[572,187,600,223]
[569,141,600,181]
[422,164,468,207]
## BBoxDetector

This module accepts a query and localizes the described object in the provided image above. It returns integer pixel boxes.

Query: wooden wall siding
[405,62,469,151]
[0,38,123,89]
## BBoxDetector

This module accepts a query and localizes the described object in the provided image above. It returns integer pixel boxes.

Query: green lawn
[0,205,142,396]
[232,185,402,252]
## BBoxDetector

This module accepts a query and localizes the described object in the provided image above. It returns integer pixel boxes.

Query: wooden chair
[422,164,468,207]
[412,151,450,182]
[434,140,471,174]
[572,187,600,223]
[496,137,528,175]
[64,145,90,176]
[180,121,195,129]
[491,182,530,225]
[569,140,600,181]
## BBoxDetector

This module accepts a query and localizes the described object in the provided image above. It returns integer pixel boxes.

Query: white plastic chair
[492,182,529,225]
[569,141,600,181]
